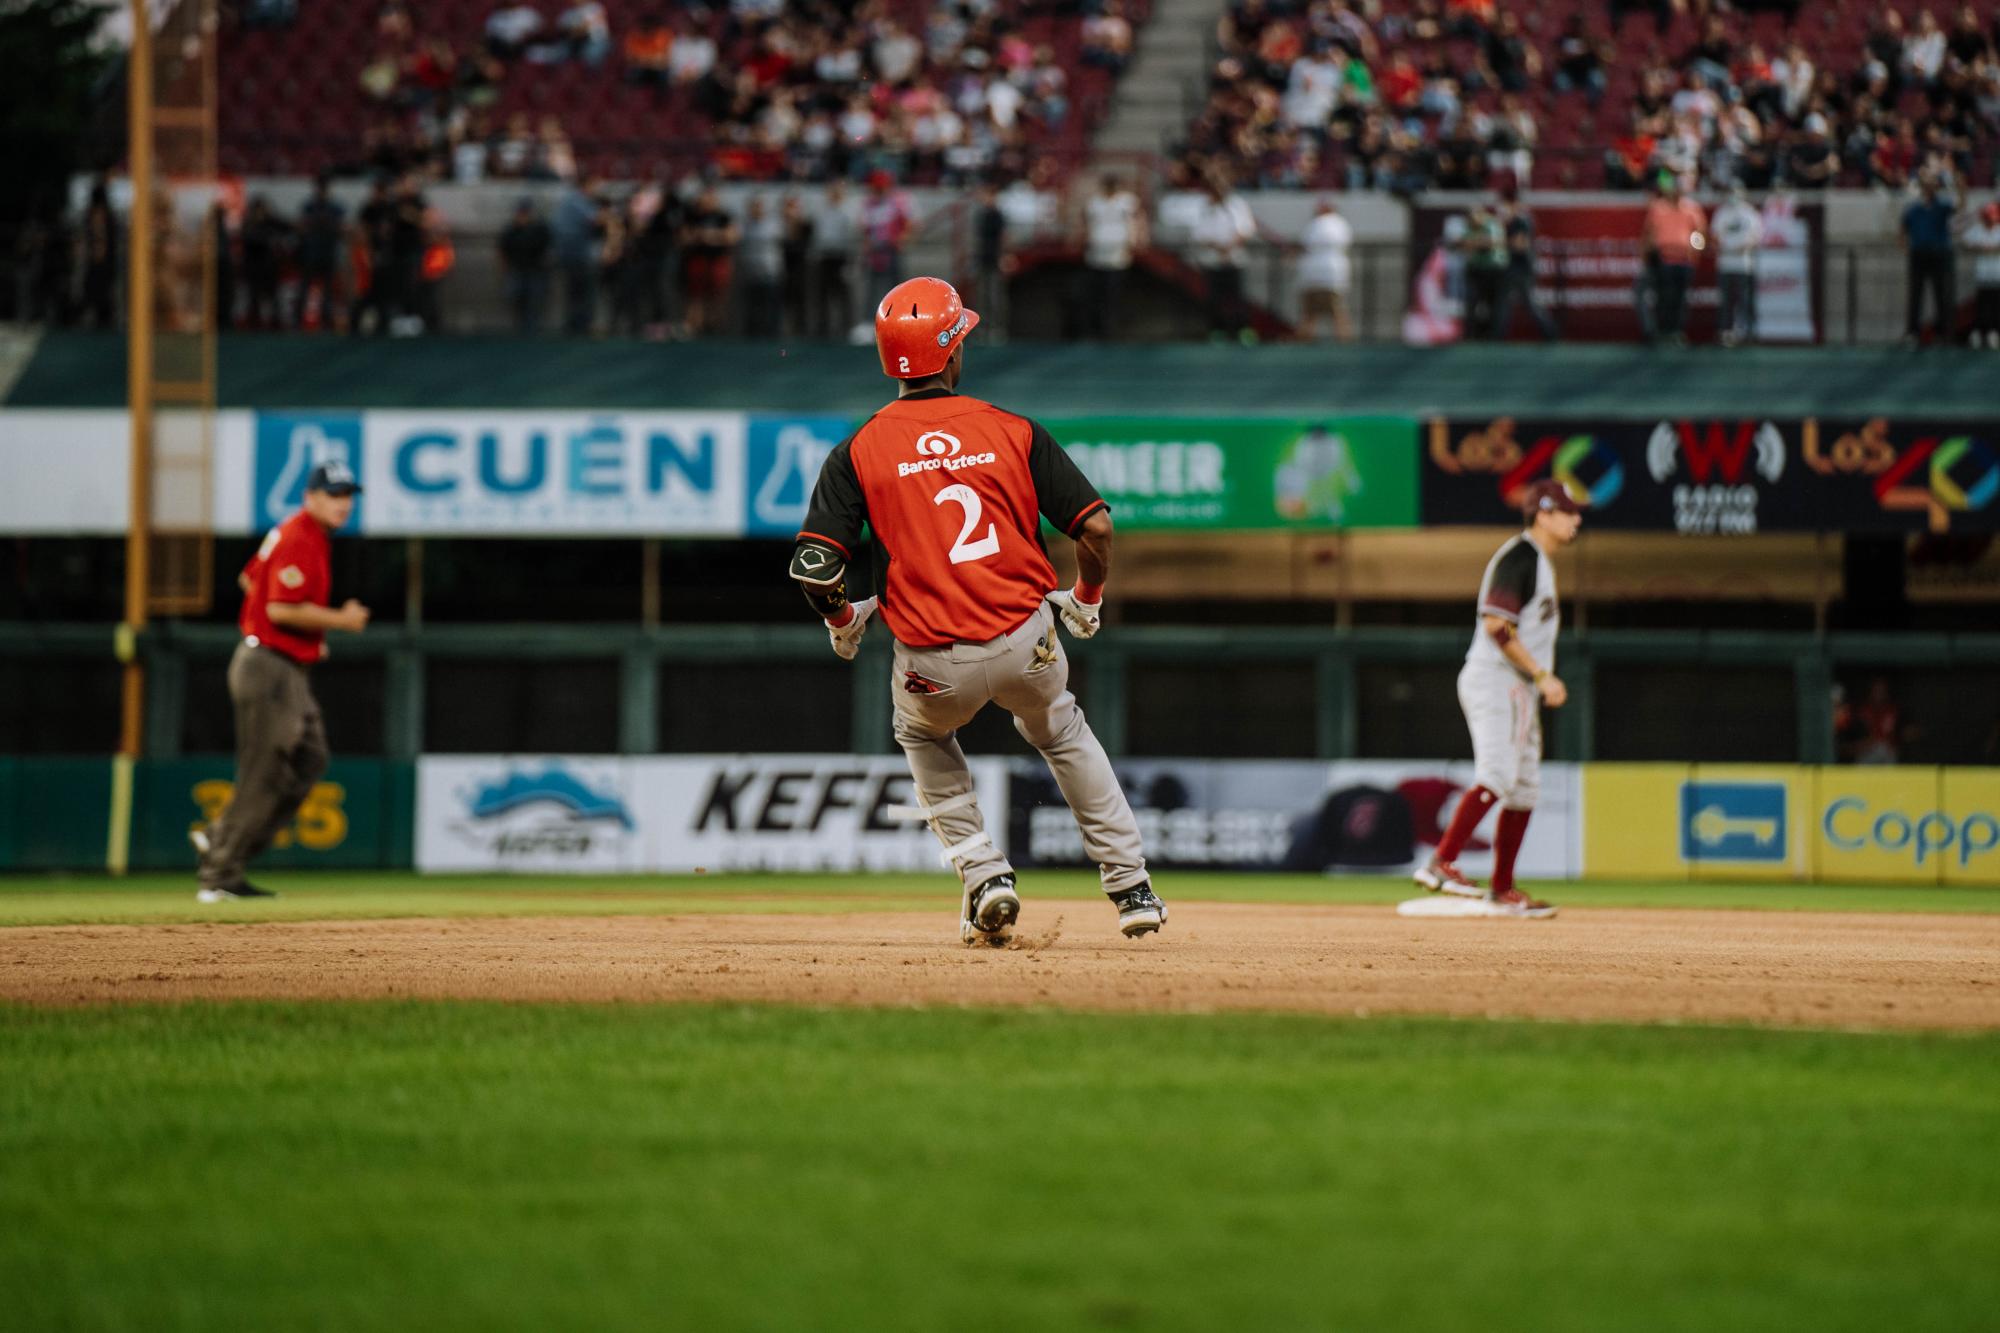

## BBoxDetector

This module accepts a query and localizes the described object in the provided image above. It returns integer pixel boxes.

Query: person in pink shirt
[1642,171,1706,343]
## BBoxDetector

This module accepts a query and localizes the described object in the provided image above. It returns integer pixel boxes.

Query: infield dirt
[6,900,1998,1030]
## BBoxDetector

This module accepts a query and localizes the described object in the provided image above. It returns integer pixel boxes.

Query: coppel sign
[359,411,746,535]
[1815,775,2000,883]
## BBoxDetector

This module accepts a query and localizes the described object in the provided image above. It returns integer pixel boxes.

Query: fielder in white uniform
[1413,478,1583,917]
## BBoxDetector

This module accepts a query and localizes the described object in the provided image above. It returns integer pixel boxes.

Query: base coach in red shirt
[192,462,371,901]
[791,276,1163,944]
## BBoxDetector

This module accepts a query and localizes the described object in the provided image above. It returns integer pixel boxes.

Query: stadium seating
[218,0,1148,183]
[1180,0,1998,190]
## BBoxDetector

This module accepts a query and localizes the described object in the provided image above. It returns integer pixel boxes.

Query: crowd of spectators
[1178,0,2000,193]
[276,0,1114,191]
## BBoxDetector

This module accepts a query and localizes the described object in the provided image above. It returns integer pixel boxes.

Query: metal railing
[7,621,1999,765]
[5,204,1980,345]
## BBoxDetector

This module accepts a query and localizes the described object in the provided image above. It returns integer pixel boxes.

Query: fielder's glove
[1045,587,1103,640]
[827,597,877,660]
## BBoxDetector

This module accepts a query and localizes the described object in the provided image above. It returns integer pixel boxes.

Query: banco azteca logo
[915,430,963,459]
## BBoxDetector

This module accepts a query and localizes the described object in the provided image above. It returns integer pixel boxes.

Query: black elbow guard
[790,539,849,618]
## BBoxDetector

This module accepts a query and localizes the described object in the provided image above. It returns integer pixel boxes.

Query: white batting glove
[827,597,877,660]
[1046,588,1103,639]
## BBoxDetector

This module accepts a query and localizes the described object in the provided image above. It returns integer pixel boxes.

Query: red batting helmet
[875,276,980,379]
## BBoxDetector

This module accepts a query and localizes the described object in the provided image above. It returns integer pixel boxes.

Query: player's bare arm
[1047,508,1112,639]
[1073,508,1113,587]
[1481,613,1566,706]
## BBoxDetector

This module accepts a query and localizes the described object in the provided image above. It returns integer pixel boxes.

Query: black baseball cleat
[196,883,278,903]
[960,874,1020,945]
[1111,883,1167,938]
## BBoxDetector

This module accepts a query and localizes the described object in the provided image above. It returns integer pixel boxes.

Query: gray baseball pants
[891,601,1148,893]
[1458,661,1541,811]
[196,642,330,891]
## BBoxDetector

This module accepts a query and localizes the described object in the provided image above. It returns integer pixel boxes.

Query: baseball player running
[789,275,1163,944]
[191,461,369,901]
[1413,478,1582,918]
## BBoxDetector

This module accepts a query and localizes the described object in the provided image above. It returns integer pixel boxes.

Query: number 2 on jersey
[934,483,1000,565]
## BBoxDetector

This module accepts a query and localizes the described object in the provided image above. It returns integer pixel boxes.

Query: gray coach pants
[891,602,1148,894]
[196,642,330,891]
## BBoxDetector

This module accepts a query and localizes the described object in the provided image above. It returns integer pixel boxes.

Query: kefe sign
[416,755,1009,873]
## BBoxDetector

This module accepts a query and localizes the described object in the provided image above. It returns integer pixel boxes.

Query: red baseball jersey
[240,510,333,665]
[800,389,1107,647]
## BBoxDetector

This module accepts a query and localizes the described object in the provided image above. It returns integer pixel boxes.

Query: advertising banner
[132,758,410,871]
[1423,417,2000,534]
[1406,201,1823,345]
[1010,758,1580,879]
[1582,762,2000,884]
[1423,416,1807,533]
[744,414,849,537]
[416,754,1007,874]
[0,409,255,536]
[1584,763,1812,881]
[360,410,745,536]
[1814,766,2000,885]
[733,415,1425,534]
[1053,417,1419,530]
[1803,419,2000,535]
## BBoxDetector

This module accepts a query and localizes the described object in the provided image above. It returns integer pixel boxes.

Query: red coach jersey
[240,510,333,665]
[800,389,1107,647]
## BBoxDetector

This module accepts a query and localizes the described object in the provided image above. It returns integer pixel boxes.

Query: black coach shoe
[196,883,278,903]
[960,874,1020,945]
[1111,883,1167,938]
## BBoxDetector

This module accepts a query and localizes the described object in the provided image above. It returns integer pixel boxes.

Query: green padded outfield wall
[129,758,416,872]
[0,757,113,872]
[0,758,415,872]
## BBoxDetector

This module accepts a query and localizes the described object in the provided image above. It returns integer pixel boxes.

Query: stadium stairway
[1091,0,1220,164]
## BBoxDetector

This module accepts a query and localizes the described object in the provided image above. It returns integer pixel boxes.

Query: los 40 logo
[1807,421,2000,532]
[191,780,350,851]
[1429,417,1783,515]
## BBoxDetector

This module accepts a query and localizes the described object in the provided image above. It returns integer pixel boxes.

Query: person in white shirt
[810,179,860,337]
[1192,174,1257,340]
[485,3,543,59]
[1411,478,1582,919]
[1077,174,1146,339]
[1903,9,1948,87]
[1297,197,1354,341]
[1710,185,1764,346]
[669,21,716,84]
[1773,43,1815,120]
[1966,200,2000,348]
[558,1,609,65]
[871,21,922,84]
[1283,44,1342,130]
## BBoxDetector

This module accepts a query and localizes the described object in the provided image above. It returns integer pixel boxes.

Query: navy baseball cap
[306,460,361,496]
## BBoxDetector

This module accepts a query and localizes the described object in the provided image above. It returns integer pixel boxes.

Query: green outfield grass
[1,1002,1994,1332]
[2,870,1998,926]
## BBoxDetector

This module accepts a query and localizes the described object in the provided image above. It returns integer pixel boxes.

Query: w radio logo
[914,430,963,459]
[1646,421,1786,485]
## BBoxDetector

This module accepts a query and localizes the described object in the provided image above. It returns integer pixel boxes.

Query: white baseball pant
[1457,661,1541,811]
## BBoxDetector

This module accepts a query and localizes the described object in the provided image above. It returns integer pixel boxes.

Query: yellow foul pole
[113,0,156,874]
